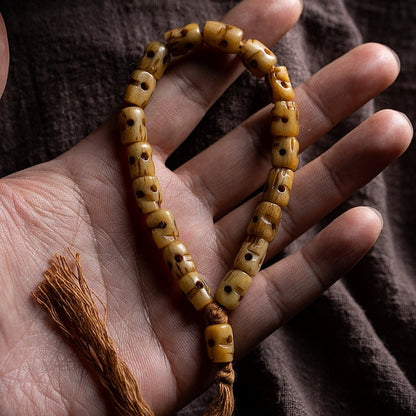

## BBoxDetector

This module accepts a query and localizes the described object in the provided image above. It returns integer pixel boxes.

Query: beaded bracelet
[119,20,299,416]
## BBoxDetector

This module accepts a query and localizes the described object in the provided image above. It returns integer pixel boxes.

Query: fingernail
[386,46,401,72]
[399,111,414,135]
[369,207,384,229]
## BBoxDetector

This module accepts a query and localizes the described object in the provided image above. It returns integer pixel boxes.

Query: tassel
[32,250,154,416]
[203,363,235,416]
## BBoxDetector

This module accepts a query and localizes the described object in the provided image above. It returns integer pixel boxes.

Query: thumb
[0,13,9,98]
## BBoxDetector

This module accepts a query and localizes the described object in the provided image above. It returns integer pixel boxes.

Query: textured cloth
[0,0,415,414]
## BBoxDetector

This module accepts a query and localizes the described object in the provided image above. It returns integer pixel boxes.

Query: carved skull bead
[267,66,295,101]
[203,21,243,54]
[239,39,277,77]
[126,142,155,179]
[163,240,196,280]
[263,168,294,208]
[132,176,161,214]
[119,106,147,145]
[271,136,299,170]
[247,201,282,242]
[205,324,234,363]
[270,101,299,137]
[215,269,252,311]
[233,236,269,277]
[124,69,156,108]
[146,209,179,248]
[178,271,213,311]
[138,41,170,80]
[164,23,203,56]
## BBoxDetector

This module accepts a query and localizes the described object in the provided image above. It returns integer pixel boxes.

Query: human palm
[0,1,412,415]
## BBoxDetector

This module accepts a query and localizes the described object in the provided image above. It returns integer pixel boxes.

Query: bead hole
[208,339,215,347]
[280,81,289,89]
[219,39,228,48]
[244,253,253,261]
[224,285,232,294]
[127,119,135,126]
[227,335,233,343]
[129,156,136,165]
[281,116,289,123]
[141,82,149,91]
[136,190,145,198]
[150,184,157,192]
[141,152,149,160]
[158,221,167,229]
[174,254,183,263]
[146,50,155,58]
[195,280,204,289]
[279,149,286,156]
[278,185,286,193]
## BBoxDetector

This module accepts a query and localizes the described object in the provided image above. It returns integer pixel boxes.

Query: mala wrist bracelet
[119,20,299,415]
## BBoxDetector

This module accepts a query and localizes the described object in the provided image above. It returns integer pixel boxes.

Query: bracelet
[118,20,299,415]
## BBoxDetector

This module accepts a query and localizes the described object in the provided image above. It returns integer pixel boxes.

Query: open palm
[0,1,412,415]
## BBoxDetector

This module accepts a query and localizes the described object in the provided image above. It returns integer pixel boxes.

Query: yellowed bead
[247,201,282,242]
[271,136,299,170]
[132,176,161,214]
[233,236,269,277]
[126,142,155,179]
[267,66,295,101]
[202,21,243,54]
[119,106,147,145]
[146,209,179,249]
[162,240,196,280]
[263,168,294,207]
[239,39,277,77]
[178,271,213,311]
[205,324,234,363]
[270,101,299,137]
[138,41,170,80]
[124,69,156,108]
[214,269,252,311]
[164,23,203,56]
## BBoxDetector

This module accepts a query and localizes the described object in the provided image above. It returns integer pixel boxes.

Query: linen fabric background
[0,0,415,414]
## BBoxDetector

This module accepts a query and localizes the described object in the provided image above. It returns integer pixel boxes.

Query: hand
[0,0,412,414]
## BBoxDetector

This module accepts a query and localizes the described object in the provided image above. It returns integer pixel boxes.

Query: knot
[215,363,235,386]
[204,301,228,325]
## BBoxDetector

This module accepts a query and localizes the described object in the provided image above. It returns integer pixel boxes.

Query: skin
[0,0,413,414]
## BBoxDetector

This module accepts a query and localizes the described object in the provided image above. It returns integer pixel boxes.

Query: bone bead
[202,21,243,54]
[263,168,294,207]
[163,240,196,280]
[247,201,282,243]
[267,66,295,101]
[124,69,156,108]
[178,271,213,311]
[164,23,203,56]
[205,324,234,363]
[270,101,299,137]
[146,209,179,249]
[215,269,252,311]
[233,236,269,277]
[271,136,299,170]
[138,41,170,80]
[132,176,161,214]
[126,142,155,179]
[239,39,277,77]
[119,106,147,145]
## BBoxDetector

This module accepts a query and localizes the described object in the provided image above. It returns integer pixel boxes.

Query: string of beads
[118,20,299,416]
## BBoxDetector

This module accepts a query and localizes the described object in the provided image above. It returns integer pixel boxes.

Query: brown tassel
[32,250,154,416]
[203,302,236,416]
[203,363,235,416]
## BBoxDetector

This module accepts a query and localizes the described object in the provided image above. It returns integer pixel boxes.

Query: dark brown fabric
[0,0,414,414]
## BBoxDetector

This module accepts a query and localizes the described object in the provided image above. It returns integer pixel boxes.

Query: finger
[231,206,383,358]
[0,13,10,98]
[214,109,412,265]
[145,0,303,158]
[176,43,400,219]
